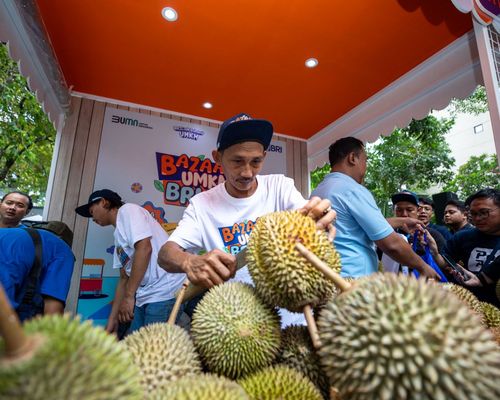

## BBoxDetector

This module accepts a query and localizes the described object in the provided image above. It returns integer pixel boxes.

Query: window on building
[473,124,484,134]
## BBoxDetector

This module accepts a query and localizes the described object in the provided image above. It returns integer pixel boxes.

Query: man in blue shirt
[0,227,74,319]
[312,137,439,279]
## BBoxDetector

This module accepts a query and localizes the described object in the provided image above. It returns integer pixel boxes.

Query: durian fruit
[442,282,483,315]
[480,302,500,345]
[155,374,249,400]
[0,314,142,400]
[247,210,341,312]
[276,325,330,398]
[124,322,201,396]
[191,282,281,379]
[239,365,323,400]
[480,302,500,328]
[317,273,500,400]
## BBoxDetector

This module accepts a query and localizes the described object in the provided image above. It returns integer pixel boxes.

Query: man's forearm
[377,232,427,273]
[384,244,429,273]
[158,241,191,273]
[125,243,151,298]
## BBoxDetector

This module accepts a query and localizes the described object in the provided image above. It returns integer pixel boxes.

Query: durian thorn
[303,304,321,349]
[295,242,351,292]
[0,283,46,364]
[168,278,190,325]
[330,386,341,400]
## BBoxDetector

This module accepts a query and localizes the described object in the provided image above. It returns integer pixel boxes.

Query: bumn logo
[111,115,153,129]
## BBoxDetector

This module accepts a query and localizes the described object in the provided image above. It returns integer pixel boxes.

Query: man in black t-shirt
[428,188,500,305]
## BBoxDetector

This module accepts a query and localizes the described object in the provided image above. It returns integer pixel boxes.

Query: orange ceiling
[36,0,472,139]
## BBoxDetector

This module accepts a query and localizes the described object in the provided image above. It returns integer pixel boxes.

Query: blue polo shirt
[312,172,393,277]
[0,228,74,311]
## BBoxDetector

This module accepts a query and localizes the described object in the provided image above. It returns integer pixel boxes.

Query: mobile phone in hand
[441,253,469,282]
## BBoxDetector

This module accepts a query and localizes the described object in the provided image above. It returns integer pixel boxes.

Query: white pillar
[473,18,500,165]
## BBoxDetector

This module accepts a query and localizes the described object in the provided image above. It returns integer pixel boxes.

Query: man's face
[469,197,500,235]
[0,193,30,226]
[417,202,433,225]
[444,205,466,226]
[89,199,112,226]
[394,201,418,219]
[213,141,266,198]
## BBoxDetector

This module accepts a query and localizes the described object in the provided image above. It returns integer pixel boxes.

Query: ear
[346,151,358,166]
[101,198,112,210]
[212,150,222,164]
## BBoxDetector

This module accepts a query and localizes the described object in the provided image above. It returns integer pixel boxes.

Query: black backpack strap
[22,228,43,305]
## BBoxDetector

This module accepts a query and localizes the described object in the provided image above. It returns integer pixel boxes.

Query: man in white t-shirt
[76,189,185,334]
[158,113,336,325]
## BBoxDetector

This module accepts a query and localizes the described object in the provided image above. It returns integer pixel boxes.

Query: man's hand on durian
[299,196,337,241]
[183,249,237,288]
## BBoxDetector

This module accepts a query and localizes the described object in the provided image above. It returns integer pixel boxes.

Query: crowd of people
[1,113,498,334]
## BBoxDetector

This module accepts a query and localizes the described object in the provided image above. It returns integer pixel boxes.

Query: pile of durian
[2,210,500,400]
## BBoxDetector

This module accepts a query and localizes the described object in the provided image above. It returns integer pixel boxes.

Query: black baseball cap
[216,113,273,151]
[75,189,123,218]
[391,190,419,207]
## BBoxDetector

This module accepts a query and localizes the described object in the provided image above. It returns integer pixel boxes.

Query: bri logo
[174,126,205,141]
[267,144,283,153]
[111,115,153,129]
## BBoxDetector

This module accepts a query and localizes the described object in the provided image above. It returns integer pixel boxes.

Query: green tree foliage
[448,85,488,117]
[310,163,330,191]
[444,154,499,199]
[310,116,456,216]
[0,43,56,205]
[365,116,455,215]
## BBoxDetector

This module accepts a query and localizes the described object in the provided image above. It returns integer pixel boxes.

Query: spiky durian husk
[191,282,281,379]
[276,325,330,398]
[0,314,142,400]
[239,365,323,400]
[314,276,357,320]
[442,283,483,314]
[154,374,249,400]
[246,210,341,312]
[318,273,500,400]
[480,302,500,328]
[124,323,201,396]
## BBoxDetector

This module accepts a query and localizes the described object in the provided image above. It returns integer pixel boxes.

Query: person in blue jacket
[0,227,74,320]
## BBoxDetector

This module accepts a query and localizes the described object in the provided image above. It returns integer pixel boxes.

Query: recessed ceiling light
[305,58,319,68]
[161,7,178,22]
[203,102,213,109]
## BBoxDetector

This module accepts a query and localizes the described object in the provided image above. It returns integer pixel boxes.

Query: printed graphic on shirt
[467,247,500,272]
[219,219,257,255]
[155,152,225,207]
[116,246,131,269]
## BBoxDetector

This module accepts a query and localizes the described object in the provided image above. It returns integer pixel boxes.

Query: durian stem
[295,242,351,292]
[168,278,190,325]
[303,305,321,349]
[0,283,36,360]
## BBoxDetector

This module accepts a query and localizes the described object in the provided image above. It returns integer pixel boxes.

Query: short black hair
[465,188,500,208]
[328,137,364,167]
[1,191,33,211]
[418,197,434,209]
[445,199,467,213]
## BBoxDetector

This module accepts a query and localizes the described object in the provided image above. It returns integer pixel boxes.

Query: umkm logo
[174,126,205,141]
